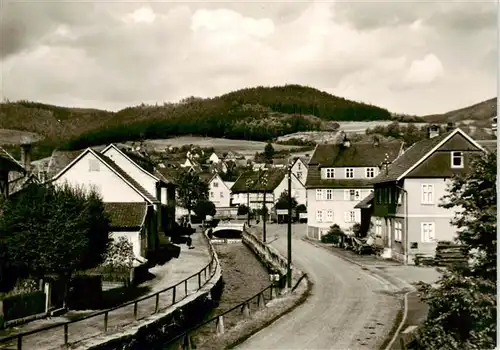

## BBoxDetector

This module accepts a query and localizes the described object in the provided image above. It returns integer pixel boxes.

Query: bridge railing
[0,239,218,350]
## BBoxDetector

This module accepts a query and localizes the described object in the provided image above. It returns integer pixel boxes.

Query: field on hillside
[141,136,302,155]
[0,129,43,145]
[336,121,429,133]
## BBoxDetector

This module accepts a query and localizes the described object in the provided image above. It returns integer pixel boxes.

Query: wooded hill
[0,85,393,159]
[423,97,496,126]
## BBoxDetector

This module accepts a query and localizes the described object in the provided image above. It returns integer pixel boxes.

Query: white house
[305,136,405,240]
[49,145,177,262]
[362,127,486,264]
[290,157,309,185]
[231,168,305,213]
[208,152,221,164]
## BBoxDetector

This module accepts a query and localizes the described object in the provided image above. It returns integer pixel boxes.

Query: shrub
[2,290,46,321]
[321,224,344,244]
[237,204,249,216]
[351,223,362,237]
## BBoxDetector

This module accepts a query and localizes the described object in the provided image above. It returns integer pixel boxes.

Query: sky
[0,0,497,116]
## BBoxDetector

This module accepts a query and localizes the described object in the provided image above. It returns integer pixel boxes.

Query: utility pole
[246,179,252,227]
[287,161,293,289]
[263,190,267,242]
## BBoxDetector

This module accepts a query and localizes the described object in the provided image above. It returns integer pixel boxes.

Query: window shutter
[421,185,426,203]
[344,189,350,200]
[355,210,360,222]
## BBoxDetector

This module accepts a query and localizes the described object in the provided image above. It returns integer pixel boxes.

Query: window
[213,181,219,188]
[88,159,100,172]
[316,210,323,223]
[316,189,323,200]
[220,192,224,198]
[327,210,333,222]
[298,163,302,170]
[326,189,333,200]
[345,168,354,178]
[297,172,302,180]
[451,151,464,168]
[210,191,214,198]
[421,222,436,242]
[344,189,361,201]
[375,218,382,236]
[344,211,356,223]
[325,168,335,179]
[395,222,403,241]
[366,167,375,178]
[421,184,434,204]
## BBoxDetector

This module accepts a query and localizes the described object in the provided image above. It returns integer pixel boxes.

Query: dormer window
[365,167,375,178]
[345,168,354,178]
[451,151,464,168]
[325,168,335,179]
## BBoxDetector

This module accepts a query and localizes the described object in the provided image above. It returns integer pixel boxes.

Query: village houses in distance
[0,122,496,268]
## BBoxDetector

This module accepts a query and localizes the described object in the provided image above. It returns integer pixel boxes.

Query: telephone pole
[287,161,293,289]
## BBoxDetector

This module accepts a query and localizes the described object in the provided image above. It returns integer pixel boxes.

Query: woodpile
[434,241,468,267]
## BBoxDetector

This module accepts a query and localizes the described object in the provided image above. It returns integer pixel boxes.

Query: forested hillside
[1,85,394,159]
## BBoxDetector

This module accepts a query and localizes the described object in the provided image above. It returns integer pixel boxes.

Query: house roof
[8,173,39,195]
[308,140,404,167]
[94,153,159,203]
[102,144,162,182]
[354,193,374,209]
[0,147,25,173]
[103,202,148,229]
[373,128,485,183]
[231,169,286,193]
[305,140,403,188]
[199,172,215,184]
[291,157,309,168]
[31,149,85,180]
[50,148,159,204]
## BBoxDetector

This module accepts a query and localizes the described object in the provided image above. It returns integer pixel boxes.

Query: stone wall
[75,233,223,350]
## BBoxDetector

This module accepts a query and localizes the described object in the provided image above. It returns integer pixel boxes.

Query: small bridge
[210,223,246,241]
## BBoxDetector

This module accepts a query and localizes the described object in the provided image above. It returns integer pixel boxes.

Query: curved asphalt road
[236,224,400,350]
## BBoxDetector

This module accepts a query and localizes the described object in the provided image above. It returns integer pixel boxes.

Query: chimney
[20,137,32,172]
[342,134,351,148]
[446,122,454,132]
[427,125,440,139]
[373,135,380,147]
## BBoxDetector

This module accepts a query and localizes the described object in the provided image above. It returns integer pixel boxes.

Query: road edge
[227,276,314,349]
[301,237,410,350]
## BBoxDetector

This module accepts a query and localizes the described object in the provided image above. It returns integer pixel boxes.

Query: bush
[237,204,249,216]
[321,225,344,244]
[2,290,46,321]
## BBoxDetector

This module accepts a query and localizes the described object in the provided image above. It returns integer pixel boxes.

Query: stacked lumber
[434,241,468,267]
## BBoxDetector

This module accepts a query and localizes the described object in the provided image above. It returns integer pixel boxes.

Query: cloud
[0,0,496,115]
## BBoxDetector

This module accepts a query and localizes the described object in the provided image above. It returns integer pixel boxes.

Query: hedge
[2,290,46,321]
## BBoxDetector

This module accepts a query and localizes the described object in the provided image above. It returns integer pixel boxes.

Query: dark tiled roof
[354,193,374,209]
[477,140,497,153]
[103,202,148,229]
[95,153,159,203]
[199,172,214,184]
[373,131,452,183]
[8,173,39,195]
[308,141,404,167]
[231,169,285,193]
[0,147,25,173]
[156,166,182,183]
[32,149,84,180]
[305,174,374,189]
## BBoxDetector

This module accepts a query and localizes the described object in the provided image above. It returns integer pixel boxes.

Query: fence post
[155,293,160,313]
[104,311,108,332]
[183,333,192,350]
[64,323,69,345]
[134,301,138,320]
[17,335,22,350]
[172,286,177,305]
[216,315,225,335]
[269,285,273,299]
[185,279,188,296]
[204,267,207,281]
[198,273,201,289]
[241,302,250,318]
